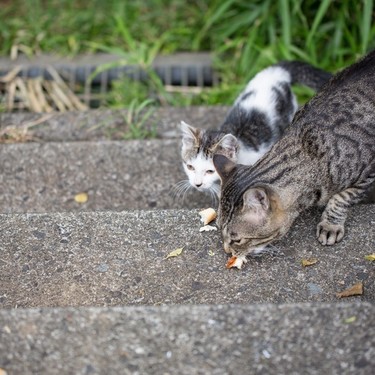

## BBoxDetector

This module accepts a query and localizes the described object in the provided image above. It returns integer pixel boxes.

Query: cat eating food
[213,50,375,268]
[177,61,332,199]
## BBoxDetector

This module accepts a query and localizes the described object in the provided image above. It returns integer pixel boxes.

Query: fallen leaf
[343,316,357,324]
[74,192,88,203]
[199,225,217,232]
[364,254,375,261]
[301,258,318,267]
[165,247,184,259]
[336,282,363,298]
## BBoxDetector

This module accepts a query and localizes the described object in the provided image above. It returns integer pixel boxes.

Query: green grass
[0,0,374,107]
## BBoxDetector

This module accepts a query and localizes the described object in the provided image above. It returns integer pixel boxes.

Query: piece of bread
[199,225,217,232]
[199,208,217,225]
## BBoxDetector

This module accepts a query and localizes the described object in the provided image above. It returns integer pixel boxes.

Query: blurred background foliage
[0,0,374,107]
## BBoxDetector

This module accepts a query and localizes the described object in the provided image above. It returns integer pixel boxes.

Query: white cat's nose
[195,183,202,188]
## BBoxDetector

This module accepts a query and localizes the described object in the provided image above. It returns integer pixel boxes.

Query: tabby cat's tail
[277,61,333,91]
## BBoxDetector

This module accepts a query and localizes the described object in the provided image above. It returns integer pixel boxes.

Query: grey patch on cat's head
[180,121,239,162]
[180,121,202,158]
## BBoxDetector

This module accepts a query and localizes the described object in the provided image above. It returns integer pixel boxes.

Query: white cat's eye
[186,164,195,171]
[206,170,215,174]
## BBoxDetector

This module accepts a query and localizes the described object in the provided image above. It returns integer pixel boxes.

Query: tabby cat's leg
[317,187,365,245]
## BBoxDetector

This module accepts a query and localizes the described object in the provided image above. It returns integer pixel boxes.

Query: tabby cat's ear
[180,121,200,150]
[243,188,270,211]
[213,154,236,181]
[218,134,238,160]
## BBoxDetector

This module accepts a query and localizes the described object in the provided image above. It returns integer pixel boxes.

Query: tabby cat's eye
[206,170,215,174]
[187,164,194,171]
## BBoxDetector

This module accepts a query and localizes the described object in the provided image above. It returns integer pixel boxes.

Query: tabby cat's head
[180,121,238,193]
[213,154,293,257]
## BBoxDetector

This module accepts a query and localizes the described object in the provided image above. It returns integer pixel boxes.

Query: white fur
[236,141,271,165]
[235,66,297,126]
[180,66,298,195]
[183,152,220,191]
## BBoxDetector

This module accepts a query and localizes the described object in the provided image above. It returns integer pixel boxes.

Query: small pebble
[96,264,109,273]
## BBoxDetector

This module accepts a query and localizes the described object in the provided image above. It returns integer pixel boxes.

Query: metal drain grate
[0,52,218,110]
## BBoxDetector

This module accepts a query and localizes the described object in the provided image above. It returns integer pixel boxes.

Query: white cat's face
[179,121,238,196]
[183,152,220,191]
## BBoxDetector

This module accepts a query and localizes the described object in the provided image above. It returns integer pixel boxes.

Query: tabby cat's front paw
[316,221,345,245]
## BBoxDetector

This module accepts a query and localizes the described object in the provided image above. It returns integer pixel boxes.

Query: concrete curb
[0,208,373,308]
[0,302,373,374]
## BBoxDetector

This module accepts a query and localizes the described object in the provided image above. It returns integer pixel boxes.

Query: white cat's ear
[213,154,236,181]
[243,188,270,212]
[218,134,238,160]
[180,121,199,150]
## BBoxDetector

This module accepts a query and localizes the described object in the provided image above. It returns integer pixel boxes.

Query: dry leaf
[344,316,357,324]
[199,208,217,225]
[165,247,184,259]
[199,225,217,232]
[74,192,88,203]
[301,258,318,267]
[336,282,363,298]
[364,254,375,261]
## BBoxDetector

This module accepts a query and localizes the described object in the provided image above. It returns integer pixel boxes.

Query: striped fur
[214,50,375,261]
[179,61,332,197]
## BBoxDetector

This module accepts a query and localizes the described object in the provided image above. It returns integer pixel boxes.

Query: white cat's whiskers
[208,185,220,206]
[170,180,192,200]
[212,184,221,197]
[207,188,217,206]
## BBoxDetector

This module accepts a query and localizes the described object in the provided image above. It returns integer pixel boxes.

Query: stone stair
[0,108,374,374]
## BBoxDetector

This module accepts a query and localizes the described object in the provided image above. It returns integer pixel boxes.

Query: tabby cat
[214,50,375,268]
[178,61,332,199]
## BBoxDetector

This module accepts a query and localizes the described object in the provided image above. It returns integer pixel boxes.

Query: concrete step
[1,107,374,374]
[2,139,374,213]
[0,302,373,374]
[0,107,227,142]
[0,208,373,308]
[0,140,210,212]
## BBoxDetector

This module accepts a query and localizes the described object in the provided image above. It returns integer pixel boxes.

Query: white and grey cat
[178,61,332,198]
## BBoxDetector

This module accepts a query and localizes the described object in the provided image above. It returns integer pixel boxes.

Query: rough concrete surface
[1,140,374,213]
[0,140,210,212]
[0,208,373,308]
[0,106,374,374]
[0,303,374,375]
[1,107,375,205]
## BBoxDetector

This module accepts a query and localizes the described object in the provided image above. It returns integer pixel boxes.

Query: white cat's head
[180,121,238,194]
